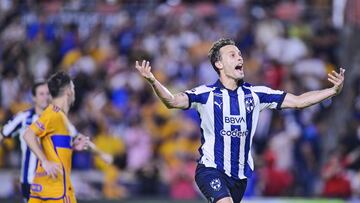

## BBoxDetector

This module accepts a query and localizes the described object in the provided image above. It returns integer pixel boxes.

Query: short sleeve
[29,116,49,138]
[184,85,212,109]
[250,86,287,110]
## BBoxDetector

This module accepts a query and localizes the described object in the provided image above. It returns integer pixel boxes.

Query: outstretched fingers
[141,60,146,68]
[135,60,150,70]
[328,72,339,83]
[328,69,345,83]
[145,61,151,72]
[328,68,345,94]
[340,68,345,77]
[327,77,338,85]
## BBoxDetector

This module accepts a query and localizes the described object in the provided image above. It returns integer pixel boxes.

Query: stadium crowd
[0,0,359,200]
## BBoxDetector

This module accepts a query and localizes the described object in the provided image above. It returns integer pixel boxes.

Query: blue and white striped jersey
[1,108,38,184]
[1,108,79,185]
[185,80,286,180]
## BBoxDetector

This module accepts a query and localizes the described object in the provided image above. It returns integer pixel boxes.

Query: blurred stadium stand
[0,0,360,202]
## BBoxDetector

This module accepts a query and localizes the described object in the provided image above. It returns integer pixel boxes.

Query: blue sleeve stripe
[255,92,285,105]
[184,92,192,110]
[51,135,72,149]
[184,92,210,108]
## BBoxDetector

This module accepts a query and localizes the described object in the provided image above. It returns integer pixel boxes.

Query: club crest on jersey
[245,95,254,113]
[210,178,222,191]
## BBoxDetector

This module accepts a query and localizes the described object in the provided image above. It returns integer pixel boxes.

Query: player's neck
[219,76,239,91]
[34,106,44,115]
[52,98,70,115]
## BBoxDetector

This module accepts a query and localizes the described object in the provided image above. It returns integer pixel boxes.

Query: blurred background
[0,0,360,202]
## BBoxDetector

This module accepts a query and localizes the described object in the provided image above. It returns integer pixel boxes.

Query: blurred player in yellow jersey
[24,71,89,203]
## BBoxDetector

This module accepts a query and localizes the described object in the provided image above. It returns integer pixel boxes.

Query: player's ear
[64,86,71,96]
[215,61,223,70]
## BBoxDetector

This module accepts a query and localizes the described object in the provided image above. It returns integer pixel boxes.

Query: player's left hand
[328,68,345,95]
[72,133,90,151]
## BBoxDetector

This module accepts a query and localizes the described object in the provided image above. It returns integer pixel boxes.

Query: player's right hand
[135,60,156,84]
[328,68,345,95]
[72,133,90,151]
[42,160,62,179]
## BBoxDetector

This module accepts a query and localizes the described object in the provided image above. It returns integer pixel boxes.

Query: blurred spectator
[321,151,352,198]
[293,54,327,91]
[265,29,308,65]
[258,150,294,196]
[1,69,21,109]
[92,122,127,199]
[135,161,162,196]
[167,160,197,200]
[0,0,357,200]
[294,114,324,196]
[124,116,153,171]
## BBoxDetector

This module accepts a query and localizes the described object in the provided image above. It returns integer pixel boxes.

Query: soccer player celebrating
[0,82,51,202]
[135,38,345,203]
[24,72,89,203]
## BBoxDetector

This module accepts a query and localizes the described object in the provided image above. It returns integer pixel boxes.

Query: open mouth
[235,65,243,70]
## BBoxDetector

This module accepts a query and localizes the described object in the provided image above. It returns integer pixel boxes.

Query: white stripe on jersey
[186,80,286,179]
[222,89,232,178]
[2,109,38,184]
[237,88,247,179]
[197,90,216,168]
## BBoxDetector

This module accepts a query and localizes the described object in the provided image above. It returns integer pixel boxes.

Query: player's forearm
[296,87,336,108]
[23,128,48,162]
[149,78,177,108]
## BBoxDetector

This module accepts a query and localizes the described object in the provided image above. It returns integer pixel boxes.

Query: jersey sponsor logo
[210,178,222,191]
[224,116,245,124]
[35,121,45,131]
[220,129,249,138]
[31,184,42,192]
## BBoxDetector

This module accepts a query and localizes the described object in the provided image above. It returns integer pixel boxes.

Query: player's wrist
[147,76,156,85]
[40,159,49,166]
[330,86,340,95]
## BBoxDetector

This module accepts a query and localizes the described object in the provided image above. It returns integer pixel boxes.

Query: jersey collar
[212,79,244,93]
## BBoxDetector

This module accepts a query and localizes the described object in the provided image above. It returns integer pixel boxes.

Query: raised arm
[281,68,345,109]
[135,60,189,109]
